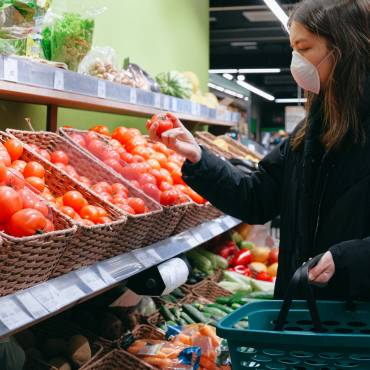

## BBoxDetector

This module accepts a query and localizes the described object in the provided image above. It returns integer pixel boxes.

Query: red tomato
[10,160,27,173]
[132,155,145,163]
[103,159,123,174]
[139,173,157,187]
[95,206,108,218]
[127,197,146,214]
[108,139,121,148]
[149,169,167,186]
[26,176,45,193]
[7,208,47,237]
[28,144,40,152]
[4,139,23,161]
[59,206,77,219]
[93,181,112,194]
[184,187,206,204]
[120,204,135,215]
[0,162,6,183]
[64,165,79,178]
[96,216,113,224]
[120,152,134,164]
[163,161,180,173]
[90,125,110,136]
[130,180,140,189]
[50,151,69,165]
[87,139,105,157]
[5,168,25,190]
[159,181,173,192]
[160,190,179,206]
[141,183,161,202]
[63,191,88,212]
[171,170,185,185]
[55,196,64,207]
[80,205,100,222]
[43,218,55,233]
[132,146,150,160]
[24,162,45,179]
[147,158,161,171]
[120,165,139,181]
[177,194,189,204]
[38,149,51,162]
[101,149,120,162]
[70,133,87,148]
[19,190,49,217]
[125,138,147,154]
[0,186,23,223]
[85,131,99,144]
[112,126,128,144]
[156,119,173,136]
[0,143,11,166]
[112,197,128,206]
[79,176,92,186]
[43,193,56,203]
[153,142,172,156]
[151,152,168,167]
[54,163,66,171]
[99,192,113,202]
[111,183,128,196]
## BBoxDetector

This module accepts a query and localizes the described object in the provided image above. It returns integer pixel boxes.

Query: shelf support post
[46,104,58,132]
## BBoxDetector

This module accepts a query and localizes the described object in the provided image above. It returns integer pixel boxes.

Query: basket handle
[274,253,324,331]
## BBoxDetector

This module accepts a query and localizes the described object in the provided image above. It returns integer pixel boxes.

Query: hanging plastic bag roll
[158,258,189,296]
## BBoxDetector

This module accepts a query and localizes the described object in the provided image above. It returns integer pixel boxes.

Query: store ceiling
[210,0,301,99]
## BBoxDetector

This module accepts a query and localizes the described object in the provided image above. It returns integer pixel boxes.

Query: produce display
[64,122,207,207]
[155,71,193,99]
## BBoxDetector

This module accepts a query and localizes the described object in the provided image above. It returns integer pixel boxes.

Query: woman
[149,0,369,300]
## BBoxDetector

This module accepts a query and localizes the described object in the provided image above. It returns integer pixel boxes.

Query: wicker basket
[195,136,233,159]
[25,319,104,370]
[0,131,129,276]
[221,135,263,161]
[60,127,189,244]
[210,269,224,283]
[8,129,163,256]
[82,349,156,370]
[192,279,231,301]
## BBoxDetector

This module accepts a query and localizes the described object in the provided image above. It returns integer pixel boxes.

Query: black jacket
[182,76,370,301]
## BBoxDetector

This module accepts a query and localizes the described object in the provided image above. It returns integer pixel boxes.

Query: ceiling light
[224,89,244,99]
[209,69,238,74]
[275,98,307,103]
[237,75,245,81]
[262,0,289,32]
[244,97,249,101]
[237,80,275,101]
[222,73,234,80]
[238,68,281,74]
[243,45,258,51]
[243,10,277,22]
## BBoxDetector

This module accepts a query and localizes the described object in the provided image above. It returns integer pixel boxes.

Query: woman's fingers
[148,121,160,142]
[165,112,184,129]
[308,252,335,286]
[161,128,185,149]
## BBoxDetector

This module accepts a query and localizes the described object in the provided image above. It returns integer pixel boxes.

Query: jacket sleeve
[181,140,288,224]
[330,240,370,299]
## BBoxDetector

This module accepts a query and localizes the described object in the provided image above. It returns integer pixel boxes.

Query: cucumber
[180,311,195,324]
[204,307,227,320]
[216,296,231,305]
[183,304,209,323]
[207,303,234,314]
[177,318,187,326]
[160,306,176,322]
[187,250,213,273]
[166,320,177,326]
[170,307,181,319]
[196,249,228,270]
[171,288,185,298]
[231,303,242,310]
[246,291,274,300]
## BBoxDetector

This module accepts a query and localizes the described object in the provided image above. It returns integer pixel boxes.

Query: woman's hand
[308,251,335,286]
[147,112,202,164]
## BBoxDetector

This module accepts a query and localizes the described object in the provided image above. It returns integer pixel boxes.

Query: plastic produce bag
[42,0,106,70]
[127,339,201,370]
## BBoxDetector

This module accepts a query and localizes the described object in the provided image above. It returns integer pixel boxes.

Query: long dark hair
[290,0,370,150]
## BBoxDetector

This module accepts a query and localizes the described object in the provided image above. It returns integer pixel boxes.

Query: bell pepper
[229,249,252,267]
[256,271,273,282]
[217,242,238,259]
[228,265,252,277]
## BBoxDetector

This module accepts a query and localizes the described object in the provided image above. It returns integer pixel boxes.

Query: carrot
[142,356,173,368]
[200,356,217,370]
[177,333,192,346]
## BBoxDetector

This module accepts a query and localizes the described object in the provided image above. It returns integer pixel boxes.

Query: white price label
[224,216,237,228]
[154,93,161,108]
[190,231,203,244]
[60,285,85,305]
[210,223,224,235]
[97,80,106,98]
[191,102,200,116]
[171,98,178,112]
[4,57,18,82]
[129,88,137,104]
[186,235,199,247]
[163,96,170,110]
[16,292,48,319]
[97,265,116,284]
[54,69,64,90]
[76,269,107,291]
[133,248,162,268]
[30,284,63,312]
[0,299,32,330]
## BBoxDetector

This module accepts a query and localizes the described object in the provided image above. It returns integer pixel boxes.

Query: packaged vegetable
[127,339,201,370]
[156,71,192,99]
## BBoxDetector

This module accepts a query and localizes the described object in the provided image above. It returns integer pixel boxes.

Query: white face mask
[290,51,333,94]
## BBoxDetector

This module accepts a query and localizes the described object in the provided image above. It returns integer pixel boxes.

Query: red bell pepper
[256,271,273,282]
[228,265,252,277]
[217,242,238,259]
[229,249,252,267]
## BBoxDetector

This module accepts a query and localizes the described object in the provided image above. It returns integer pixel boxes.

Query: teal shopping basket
[217,254,370,370]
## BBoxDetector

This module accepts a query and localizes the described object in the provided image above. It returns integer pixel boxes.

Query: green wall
[0,0,209,132]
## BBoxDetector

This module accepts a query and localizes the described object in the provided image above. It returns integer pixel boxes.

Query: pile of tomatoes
[67,122,206,207]
[27,143,150,216]
[0,139,55,237]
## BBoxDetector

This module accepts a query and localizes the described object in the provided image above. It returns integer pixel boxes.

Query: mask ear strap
[317,49,335,68]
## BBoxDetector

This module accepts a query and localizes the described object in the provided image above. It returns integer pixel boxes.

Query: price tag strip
[30,284,64,312]
[163,96,170,110]
[154,93,161,108]
[60,285,85,305]
[97,265,116,285]
[3,57,18,82]
[16,292,48,319]
[129,88,137,104]
[209,222,224,235]
[0,298,32,330]
[133,248,162,268]
[171,98,178,112]
[97,80,106,98]
[54,69,64,90]
[76,268,107,291]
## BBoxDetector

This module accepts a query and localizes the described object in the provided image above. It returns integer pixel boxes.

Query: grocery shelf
[0,214,240,340]
[0,56,239,131]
